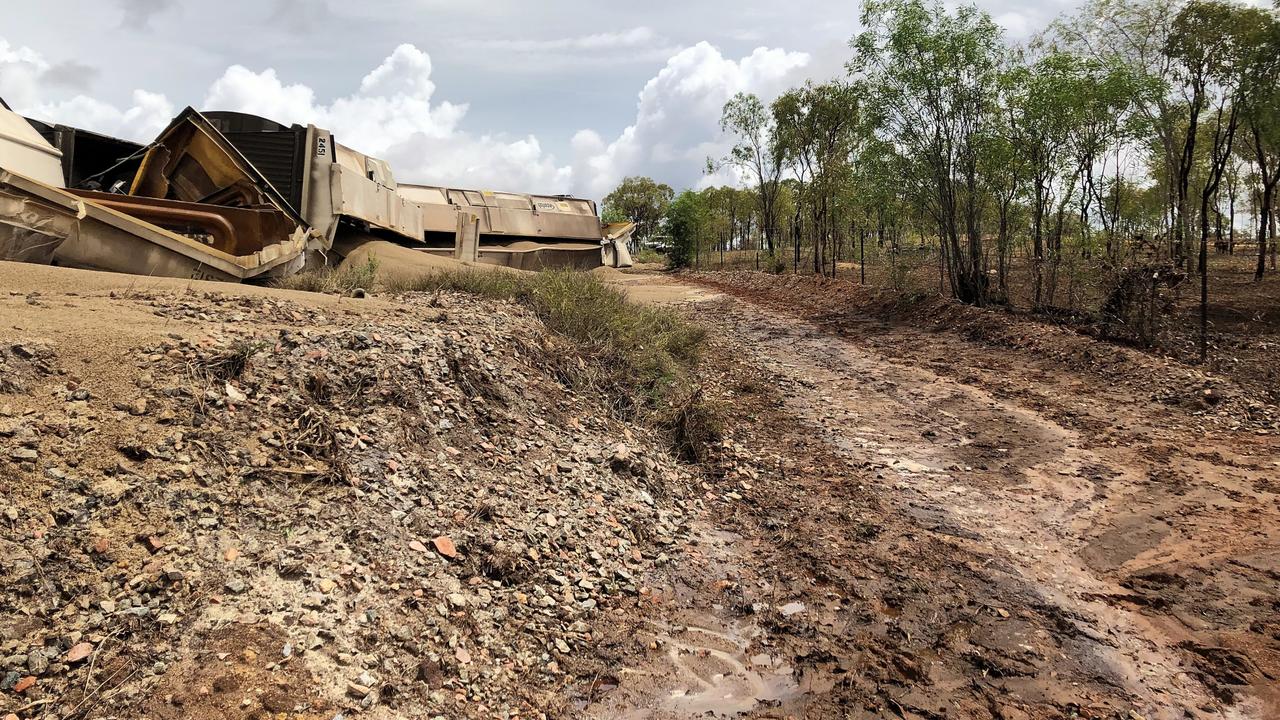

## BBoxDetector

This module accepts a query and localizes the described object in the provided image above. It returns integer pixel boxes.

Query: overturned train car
[0,102,632,282]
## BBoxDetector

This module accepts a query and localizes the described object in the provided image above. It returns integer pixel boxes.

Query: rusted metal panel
[71,189,300,257]
[132,108,306,227]
[0,168,307,281]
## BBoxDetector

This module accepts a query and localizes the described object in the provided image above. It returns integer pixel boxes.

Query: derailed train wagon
[191,110,631,270]
[0,101,631,282]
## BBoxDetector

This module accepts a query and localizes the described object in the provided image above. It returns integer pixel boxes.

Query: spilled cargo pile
[0,287,694,718]
[0,102,633,283]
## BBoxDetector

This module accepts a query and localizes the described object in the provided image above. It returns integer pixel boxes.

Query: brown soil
[593,270,1277,719]
[3,260,1277,720]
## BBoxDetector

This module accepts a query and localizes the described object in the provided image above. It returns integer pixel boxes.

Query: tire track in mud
[682,297,1265,720]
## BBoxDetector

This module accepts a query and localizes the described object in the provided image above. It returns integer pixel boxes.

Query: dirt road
[597,271,1279,719]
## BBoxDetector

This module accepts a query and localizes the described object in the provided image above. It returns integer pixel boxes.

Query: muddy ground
[2,262,1277,720]
[594,271,1276,720]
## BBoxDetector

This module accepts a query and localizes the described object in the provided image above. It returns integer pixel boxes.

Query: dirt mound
[0,286,695,718]
[337,239,482,283]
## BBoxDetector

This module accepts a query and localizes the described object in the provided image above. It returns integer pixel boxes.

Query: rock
[447,593,467,608]
[65,642,94,663]
[12,675,36,693]
[26,649,48,675]
[408,539,428,554]
[8,448,37,462]
[779,601,806,617]
[346,681,371,698]
[224,579,247,594]
[431,535,457,559]
[609,443,632,470]
[225,382,247,403]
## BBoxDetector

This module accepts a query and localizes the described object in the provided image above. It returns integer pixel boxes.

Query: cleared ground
[1,261,1276,719]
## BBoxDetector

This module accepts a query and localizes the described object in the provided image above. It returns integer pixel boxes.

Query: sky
[2,0,1080,200]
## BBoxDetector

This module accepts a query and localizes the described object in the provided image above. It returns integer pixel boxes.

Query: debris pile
[0,289,696,718]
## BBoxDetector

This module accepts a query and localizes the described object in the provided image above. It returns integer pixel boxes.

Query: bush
[274,256,380,295]
[632,246,667,265]
[385,268,713,450]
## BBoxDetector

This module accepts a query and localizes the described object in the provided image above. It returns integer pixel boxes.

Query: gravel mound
[0,289,697,719]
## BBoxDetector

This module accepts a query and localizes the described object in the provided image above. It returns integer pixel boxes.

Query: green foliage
[666,190,709,269]
[632,246,668,265]
[852,0,1004,304]
[602,176,675,246]
[719,92,786,252]
[274,255,380,296]
[383,268,709,448]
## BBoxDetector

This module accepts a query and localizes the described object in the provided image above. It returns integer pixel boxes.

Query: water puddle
[643,621,800,717]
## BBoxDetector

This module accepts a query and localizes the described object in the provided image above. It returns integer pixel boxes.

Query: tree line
[602,0,1280,360]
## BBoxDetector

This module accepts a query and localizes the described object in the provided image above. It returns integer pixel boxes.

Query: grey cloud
[117,0,175,27]
[41,61,99,91]
[269,0,336,34]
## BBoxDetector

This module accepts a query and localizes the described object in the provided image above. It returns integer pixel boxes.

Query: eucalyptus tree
[666,190,710,269]
[851,0,1005,305]
[602,176,675,250]
[1069,59,1147,263]
[1239,13,1280,280]
[1165,0,1273,360]
[1052,0,1183,258]
[719,93,785,254]
[773,81,862,276]
[1004,50,1083,308]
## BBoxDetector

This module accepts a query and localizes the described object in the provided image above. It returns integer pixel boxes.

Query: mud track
[598,272,1279,719]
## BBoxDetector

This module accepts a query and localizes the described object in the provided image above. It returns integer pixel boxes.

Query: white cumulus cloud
[4,37,810,199]
[570,42,811,198]
[2,38,173,141]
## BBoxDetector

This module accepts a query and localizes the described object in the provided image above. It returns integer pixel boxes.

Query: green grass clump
[274,256,379,295]
[631,246,668,265]
[391,269,715,453]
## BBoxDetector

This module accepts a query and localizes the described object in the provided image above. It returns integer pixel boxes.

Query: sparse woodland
[605,0,1280,367]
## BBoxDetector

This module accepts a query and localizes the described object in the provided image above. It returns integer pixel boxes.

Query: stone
[8,448,37,462]
[225,383,247,403]
[65,642,94,663]
[26,649,48,675]
[346,681,371,698]
[431,536,457,559]
[12,675,36,693]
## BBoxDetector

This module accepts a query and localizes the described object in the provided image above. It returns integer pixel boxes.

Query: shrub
[274,256,379,295]
[386,268,713,451]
